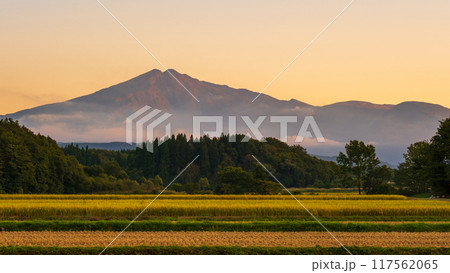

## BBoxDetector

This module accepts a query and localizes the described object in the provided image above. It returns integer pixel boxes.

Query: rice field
[0,198,448,218]
[0,194,448,254]
[1,231,448,248]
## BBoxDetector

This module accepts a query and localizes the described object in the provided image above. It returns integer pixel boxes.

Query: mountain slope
[3,69,449,164]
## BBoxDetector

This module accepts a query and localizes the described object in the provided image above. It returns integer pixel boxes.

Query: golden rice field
[0,194,408,200]
[1,231,448,248]
[0,197,448,218]
[0,194,448,254]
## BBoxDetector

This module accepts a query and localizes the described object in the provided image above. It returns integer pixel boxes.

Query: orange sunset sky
[1,0,449,115]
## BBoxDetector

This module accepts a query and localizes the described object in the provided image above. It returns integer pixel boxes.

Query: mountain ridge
[4,69,446,116]
[3,69,449,164]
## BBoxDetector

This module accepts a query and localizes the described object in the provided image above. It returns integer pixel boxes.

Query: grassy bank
[1,220,449,232]
[0,246,448,255]
[0,194,408,200]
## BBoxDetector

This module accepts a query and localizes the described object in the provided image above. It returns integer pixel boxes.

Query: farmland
[0,197,447,219]
[0,194,449,254]
[1,231,449,248]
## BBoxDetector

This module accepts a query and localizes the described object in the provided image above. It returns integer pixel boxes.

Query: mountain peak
[139,68,163,78]
[134,68,187,80]
[162,68,198,83]
[5,69,449,166]
[164,68,180,75]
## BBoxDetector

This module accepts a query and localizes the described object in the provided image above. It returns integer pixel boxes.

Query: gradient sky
[1,0,449,114]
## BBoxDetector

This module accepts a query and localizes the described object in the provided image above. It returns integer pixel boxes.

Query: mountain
[3,69,449,164]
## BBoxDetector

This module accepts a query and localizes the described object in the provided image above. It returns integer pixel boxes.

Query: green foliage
[103,161,128,179]
[395,141,433,195]
[197,177,210,190]
[216,167,255,194]
[337,140,381,194]
[394,118,450,197]
[2,117,447,196]
[63,134,338,192]
[138,177,156,192]
[364,165,395,194]
[153,175,163,187]
[182,182,195,194]
[216,166,281,194]
[0,119,87,193]
[0,119,153,194]
[429,118,450,196]
[170,183,184,192]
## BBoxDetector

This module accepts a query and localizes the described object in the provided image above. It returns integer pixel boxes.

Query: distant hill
[58,142,135,151]
[3,69,449,164]
[312,154,398,169]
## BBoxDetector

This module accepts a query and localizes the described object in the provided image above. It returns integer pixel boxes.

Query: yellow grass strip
[0,199,450,218]
[0,199,448,218]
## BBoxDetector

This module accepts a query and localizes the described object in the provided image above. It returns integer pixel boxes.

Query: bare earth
[0,231,449,247]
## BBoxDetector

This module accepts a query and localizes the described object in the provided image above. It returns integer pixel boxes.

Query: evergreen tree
[158,143,171,182]
[199,141,211,176]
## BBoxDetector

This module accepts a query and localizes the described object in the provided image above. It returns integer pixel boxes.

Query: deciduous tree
[337,140,380,194]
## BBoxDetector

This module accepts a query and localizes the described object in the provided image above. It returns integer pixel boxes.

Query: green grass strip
[1,220,449,232]
[0,246,448,255]
[0,194,408,200]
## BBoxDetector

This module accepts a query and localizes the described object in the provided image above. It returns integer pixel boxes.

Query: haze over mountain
[3,69,449,164]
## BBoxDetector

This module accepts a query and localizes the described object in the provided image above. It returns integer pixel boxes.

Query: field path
[0,231,449,247]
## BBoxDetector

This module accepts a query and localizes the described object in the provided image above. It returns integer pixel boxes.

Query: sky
[1,0,449,114]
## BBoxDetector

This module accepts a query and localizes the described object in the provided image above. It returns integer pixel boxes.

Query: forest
[0,118,448,196]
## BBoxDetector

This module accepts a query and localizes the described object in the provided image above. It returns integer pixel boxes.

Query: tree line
[0,119,86,193]
[1,117,448,196]
[395,118,449,197]
[336,118,449,197]
[62,134,338,194]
